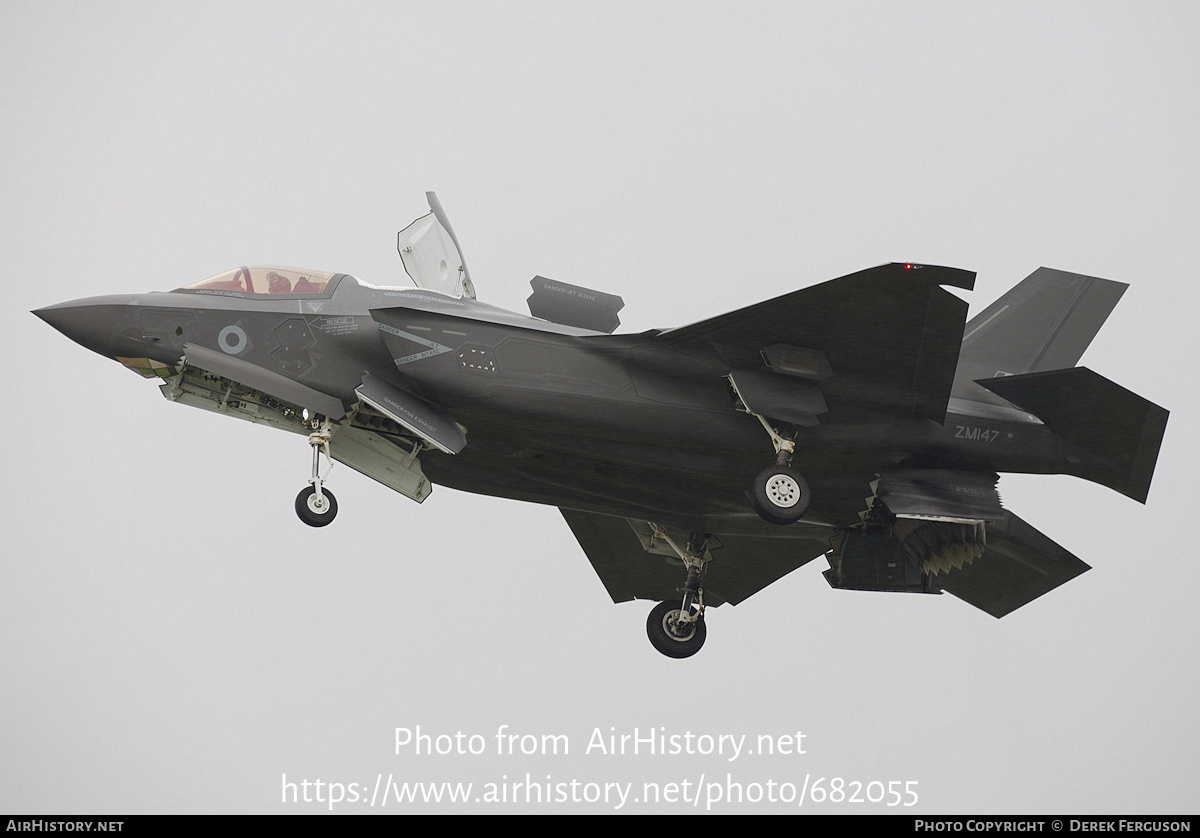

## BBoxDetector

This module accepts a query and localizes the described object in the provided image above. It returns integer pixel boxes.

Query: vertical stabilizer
[952,268,1127,402]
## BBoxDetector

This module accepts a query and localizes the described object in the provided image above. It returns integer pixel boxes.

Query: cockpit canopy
[177,266,336,296]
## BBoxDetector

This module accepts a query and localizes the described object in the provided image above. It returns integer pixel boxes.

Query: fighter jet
[34,193,1168,657]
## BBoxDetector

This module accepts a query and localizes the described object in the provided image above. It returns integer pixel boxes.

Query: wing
[657,262,975,422]
[940,512,1092,618]
[560,508,830,606]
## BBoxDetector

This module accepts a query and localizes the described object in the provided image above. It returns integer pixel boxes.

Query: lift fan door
[397,193,475,299]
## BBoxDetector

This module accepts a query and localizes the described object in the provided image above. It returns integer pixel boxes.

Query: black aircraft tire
[296,486,338,527]
[750,465,810,525]
[646,600,706,658]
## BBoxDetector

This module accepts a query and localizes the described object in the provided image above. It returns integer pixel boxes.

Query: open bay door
[397,192,476,299]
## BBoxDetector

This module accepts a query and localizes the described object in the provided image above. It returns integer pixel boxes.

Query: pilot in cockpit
[266,271,292,293]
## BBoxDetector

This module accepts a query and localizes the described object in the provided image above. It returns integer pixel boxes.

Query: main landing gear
[750,463,810,525]
[645,530,710,658]
[647,599,706,658]
[296,419,337,527]
[747,414,810,526]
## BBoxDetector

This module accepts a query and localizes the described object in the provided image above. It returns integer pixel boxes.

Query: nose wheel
[296,485,338,527]
[296,419,337,527]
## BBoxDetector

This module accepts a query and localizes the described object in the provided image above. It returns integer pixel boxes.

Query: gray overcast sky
[3,1,1198,814]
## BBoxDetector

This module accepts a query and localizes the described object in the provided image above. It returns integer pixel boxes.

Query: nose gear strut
[295,418,338,526]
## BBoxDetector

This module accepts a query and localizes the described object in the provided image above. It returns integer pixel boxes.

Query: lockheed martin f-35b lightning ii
[34,193,1169,657]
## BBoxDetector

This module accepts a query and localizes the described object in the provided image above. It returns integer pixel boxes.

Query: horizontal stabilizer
[355,373,465,454]
[940,512,1091,618]
[559,509,829,606]
[659,263,975,422]
[527,276,624,333]
[978,367,1168,503]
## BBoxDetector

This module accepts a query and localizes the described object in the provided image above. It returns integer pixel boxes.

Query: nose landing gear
[295,419,337,527]
[647,598,707,658]
[296,484,337,527]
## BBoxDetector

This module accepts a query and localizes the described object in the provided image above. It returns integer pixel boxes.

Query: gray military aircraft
[35,193,1168,657]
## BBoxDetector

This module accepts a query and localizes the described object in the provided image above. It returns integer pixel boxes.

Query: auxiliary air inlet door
[526,276,624,333]
[354,373,466,455]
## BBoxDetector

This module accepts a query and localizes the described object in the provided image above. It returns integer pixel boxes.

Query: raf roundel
[218,324,247,355]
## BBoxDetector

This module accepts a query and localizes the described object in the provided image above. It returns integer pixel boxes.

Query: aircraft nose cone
[33,295,138,358]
